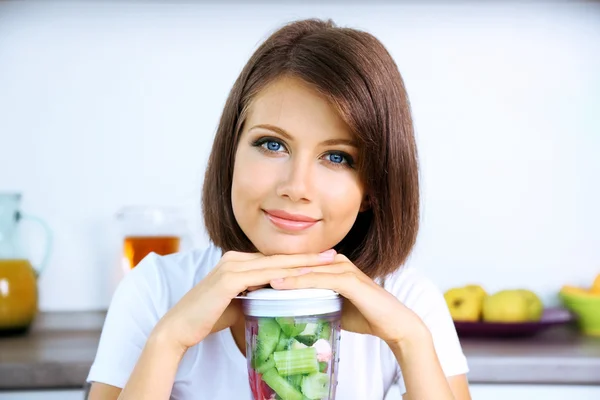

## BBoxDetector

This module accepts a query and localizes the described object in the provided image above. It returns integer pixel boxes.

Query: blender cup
[240,288,343,400]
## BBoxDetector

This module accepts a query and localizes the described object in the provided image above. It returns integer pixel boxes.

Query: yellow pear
[482,290,543,323]
[444,287,483,322]
[517,289,544,321]
[464,284,488,302]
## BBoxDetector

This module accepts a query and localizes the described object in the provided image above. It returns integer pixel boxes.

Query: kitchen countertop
[1,311,600,390]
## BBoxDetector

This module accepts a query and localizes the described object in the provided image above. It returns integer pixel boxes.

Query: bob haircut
[202,18,419,279]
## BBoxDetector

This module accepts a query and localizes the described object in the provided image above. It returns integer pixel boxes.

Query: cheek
[231,151,275,210]
[318,173,364,219]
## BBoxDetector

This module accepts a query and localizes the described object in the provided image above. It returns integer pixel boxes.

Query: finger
[269,271,363,297]
[298,263,369,279]
[235,267,313,292]
[295,264,349,274]
[247,284,269,291]
[236,249,337,272]
[333,253,350,263]
[290,262,373,285]
[221,250,263,262]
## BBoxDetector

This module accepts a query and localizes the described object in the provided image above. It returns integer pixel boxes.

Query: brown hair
[202,18,419,279]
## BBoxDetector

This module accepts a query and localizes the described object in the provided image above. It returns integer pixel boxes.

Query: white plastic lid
[238,288,342,317]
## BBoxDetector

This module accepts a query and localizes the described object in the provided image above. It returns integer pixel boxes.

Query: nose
[276,155,313,203]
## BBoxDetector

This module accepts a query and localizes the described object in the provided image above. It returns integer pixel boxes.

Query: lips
[263,209,320,231]
[264,209,319,222]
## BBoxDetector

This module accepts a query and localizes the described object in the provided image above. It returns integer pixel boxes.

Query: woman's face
[231,76,366,255]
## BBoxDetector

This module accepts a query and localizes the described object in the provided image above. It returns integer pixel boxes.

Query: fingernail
[271,278,284,285]
[319,249,336,260]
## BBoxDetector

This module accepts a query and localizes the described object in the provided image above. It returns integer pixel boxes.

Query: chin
[252,237,322,256]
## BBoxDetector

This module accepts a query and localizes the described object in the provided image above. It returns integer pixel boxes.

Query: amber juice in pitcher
[0,192,52,335]
[0,259,38,334]
[123,235,181,269]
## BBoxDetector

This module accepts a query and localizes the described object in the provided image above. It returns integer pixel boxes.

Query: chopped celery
[255,355,275,374]
[290,339,308,350]
[276,333,292,352]
[273,347,319,376]
[286,374,304,390]
[262,368,304,400]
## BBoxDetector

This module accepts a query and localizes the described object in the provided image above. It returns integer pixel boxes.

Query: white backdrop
[0,1,598,311]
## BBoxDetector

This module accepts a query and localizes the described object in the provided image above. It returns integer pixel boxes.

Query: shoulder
[381,265,453,329]
[381,265,444,308]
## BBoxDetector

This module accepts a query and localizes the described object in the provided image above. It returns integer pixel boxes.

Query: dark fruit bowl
[453,307,575,338]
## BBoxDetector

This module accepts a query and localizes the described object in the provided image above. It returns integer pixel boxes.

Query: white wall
[0,1,598,311]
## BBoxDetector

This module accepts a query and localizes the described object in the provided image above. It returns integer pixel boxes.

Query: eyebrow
[249,124,358,147]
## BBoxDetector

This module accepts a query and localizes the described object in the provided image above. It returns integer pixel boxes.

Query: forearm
[388,325,454,400]
[118,331,186,400]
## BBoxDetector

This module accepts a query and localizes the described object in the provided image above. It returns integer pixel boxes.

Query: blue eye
[266,141,282,151]
[325,151,355,169]
[328,153,345,164]
[252,137,286,153]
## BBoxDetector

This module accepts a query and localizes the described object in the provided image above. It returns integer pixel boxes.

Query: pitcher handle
[18,212,53,276]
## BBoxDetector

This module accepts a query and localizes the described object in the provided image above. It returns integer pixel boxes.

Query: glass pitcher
[0,192,52,335]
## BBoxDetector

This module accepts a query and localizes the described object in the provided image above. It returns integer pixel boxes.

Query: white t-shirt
[87,243,468,399]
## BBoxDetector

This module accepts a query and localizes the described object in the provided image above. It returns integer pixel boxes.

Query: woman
[88,18,471,399]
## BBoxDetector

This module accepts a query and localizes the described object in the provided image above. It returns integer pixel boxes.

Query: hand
[152,250,338,352]
[269,253,425,345]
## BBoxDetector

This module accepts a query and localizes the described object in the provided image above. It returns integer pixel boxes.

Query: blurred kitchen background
[0,0,599,399]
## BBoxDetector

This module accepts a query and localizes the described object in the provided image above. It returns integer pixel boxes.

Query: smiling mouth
[263,210,320,231]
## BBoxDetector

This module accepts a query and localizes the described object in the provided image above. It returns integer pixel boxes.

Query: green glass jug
[0,192,52,335]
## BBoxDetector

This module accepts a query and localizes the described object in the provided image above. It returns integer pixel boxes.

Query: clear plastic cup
[239,288,343,400]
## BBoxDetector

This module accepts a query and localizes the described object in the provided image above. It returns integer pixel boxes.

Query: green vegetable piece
[276,317,308,338]
[254,318,281,364]
[290,339,308,350]
[295,323,320,346]
[255,355,276,374]
[262,368,304,400]
[294,335,317,347]
[287,374,304,390]
[317,322,331,340]
[299,323,319,336]
[301,372,330,399]
[273,348,319,376]
[276,333,292,352]
[318,362,328,373]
